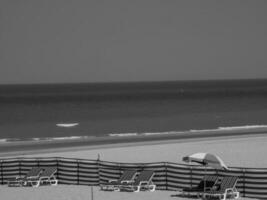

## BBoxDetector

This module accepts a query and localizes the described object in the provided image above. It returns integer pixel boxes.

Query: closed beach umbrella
[182,152,228,192]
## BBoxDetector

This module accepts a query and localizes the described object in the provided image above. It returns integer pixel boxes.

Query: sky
[1,1,267,84]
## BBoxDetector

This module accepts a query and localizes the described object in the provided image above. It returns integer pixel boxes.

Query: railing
[1,157,267,199]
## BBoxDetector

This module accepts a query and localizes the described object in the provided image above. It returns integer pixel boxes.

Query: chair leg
[149,185,156,192]
[221,193,226,200]
[134,186,141,192]
[51,179,58,186]
[113,186,120,192]
[50,177,58,186]
[31,181,40,188]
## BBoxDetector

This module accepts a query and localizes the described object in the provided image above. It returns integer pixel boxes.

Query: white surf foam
[218,125,267,130]
[1,124,267,144]
[108,133,139,137]
[56,123,79,127]
[44,136,90,141]
[0,139,8,143]
[109,125,267,137]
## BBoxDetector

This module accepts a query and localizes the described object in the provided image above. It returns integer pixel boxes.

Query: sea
[1,79,267,143]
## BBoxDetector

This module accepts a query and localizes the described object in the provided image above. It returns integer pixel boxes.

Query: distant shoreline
[0,127,267,158]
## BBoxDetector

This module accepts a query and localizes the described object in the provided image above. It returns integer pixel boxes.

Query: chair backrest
[134,170,154,185]
[118,170,137,182]
[217,176,238,192]
[197,175,218,189]
[40,167,57,178]
[26,167,43,178]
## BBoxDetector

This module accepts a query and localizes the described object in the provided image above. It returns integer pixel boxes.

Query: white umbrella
[183,152,228,170]
[183,152,228,192]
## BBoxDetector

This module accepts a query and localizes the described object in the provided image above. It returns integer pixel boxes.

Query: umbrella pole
[203,165,207,200]
[204,165,206,192]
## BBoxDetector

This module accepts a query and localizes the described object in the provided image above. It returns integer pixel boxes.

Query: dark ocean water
[1,79,267,142]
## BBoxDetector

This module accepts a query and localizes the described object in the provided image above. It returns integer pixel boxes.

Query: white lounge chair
[100,170,137,191]
[25,167,58,187]
[119,170,156,192]
[8,167,43,187]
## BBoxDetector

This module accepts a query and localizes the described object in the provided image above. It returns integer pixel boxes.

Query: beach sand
[0,185,254,200]
[1,134,266,200]
[17,134,267,168]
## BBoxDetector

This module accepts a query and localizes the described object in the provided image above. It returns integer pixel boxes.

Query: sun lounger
[39,167,58,186]
[100,170,137,191]
[119,170,156,192]
[26,167,58,187]
[181,175,218,197]
[8,167,43,187]
[203,176,239,200]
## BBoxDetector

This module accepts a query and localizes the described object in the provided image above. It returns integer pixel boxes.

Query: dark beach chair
[100,170,137,191]
[181,175,218,197]
[203,176,239,200]
[8,167,43,187]
[119,170,156,192]
[25,167,58,187]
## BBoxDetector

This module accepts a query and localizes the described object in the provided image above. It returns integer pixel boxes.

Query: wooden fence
[0,157,267,199]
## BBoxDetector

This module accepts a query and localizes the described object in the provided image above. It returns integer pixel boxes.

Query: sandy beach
[0,184,255,200]
[1,128,267,167]
[1,133,267,200]
[10,133,267,168]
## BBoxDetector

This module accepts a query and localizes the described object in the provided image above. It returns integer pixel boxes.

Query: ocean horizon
[1,79,267,143]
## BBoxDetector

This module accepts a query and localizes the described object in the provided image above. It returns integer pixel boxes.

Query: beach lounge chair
[100,170,137,191]
[119,170,156,192]
[8,167,43,187]
[27,167,58,187]
[39,167,58,186]
[181,175,218,197]
[203,176,239,200]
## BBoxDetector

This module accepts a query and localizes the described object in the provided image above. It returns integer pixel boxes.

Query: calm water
[1,79,267,141]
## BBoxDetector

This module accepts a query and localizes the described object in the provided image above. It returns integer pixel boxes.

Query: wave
[108,133,139,137]
[108,125,267,137]
[218,125,267,130]
[0,139,8,143]
[0,136,93,143]
[56,123,79,128]
[0,125,267,144]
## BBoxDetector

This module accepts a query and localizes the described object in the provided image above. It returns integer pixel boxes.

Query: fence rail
[1,157,267,199]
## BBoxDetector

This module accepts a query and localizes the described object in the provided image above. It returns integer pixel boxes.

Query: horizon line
[1,78,267,86]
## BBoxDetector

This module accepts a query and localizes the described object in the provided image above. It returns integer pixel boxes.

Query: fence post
[242,168,246,198]
[91,185,94,200]
[165,162,168,190]
[141,163,145,172]
[77,160,80,185]
[37,158,40,168]
[97,157,100,186]
[19,158,22,177]
[190,166,193,188]
[56,158,59,184]
[118,163,122,177]
[0,160,2,185]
